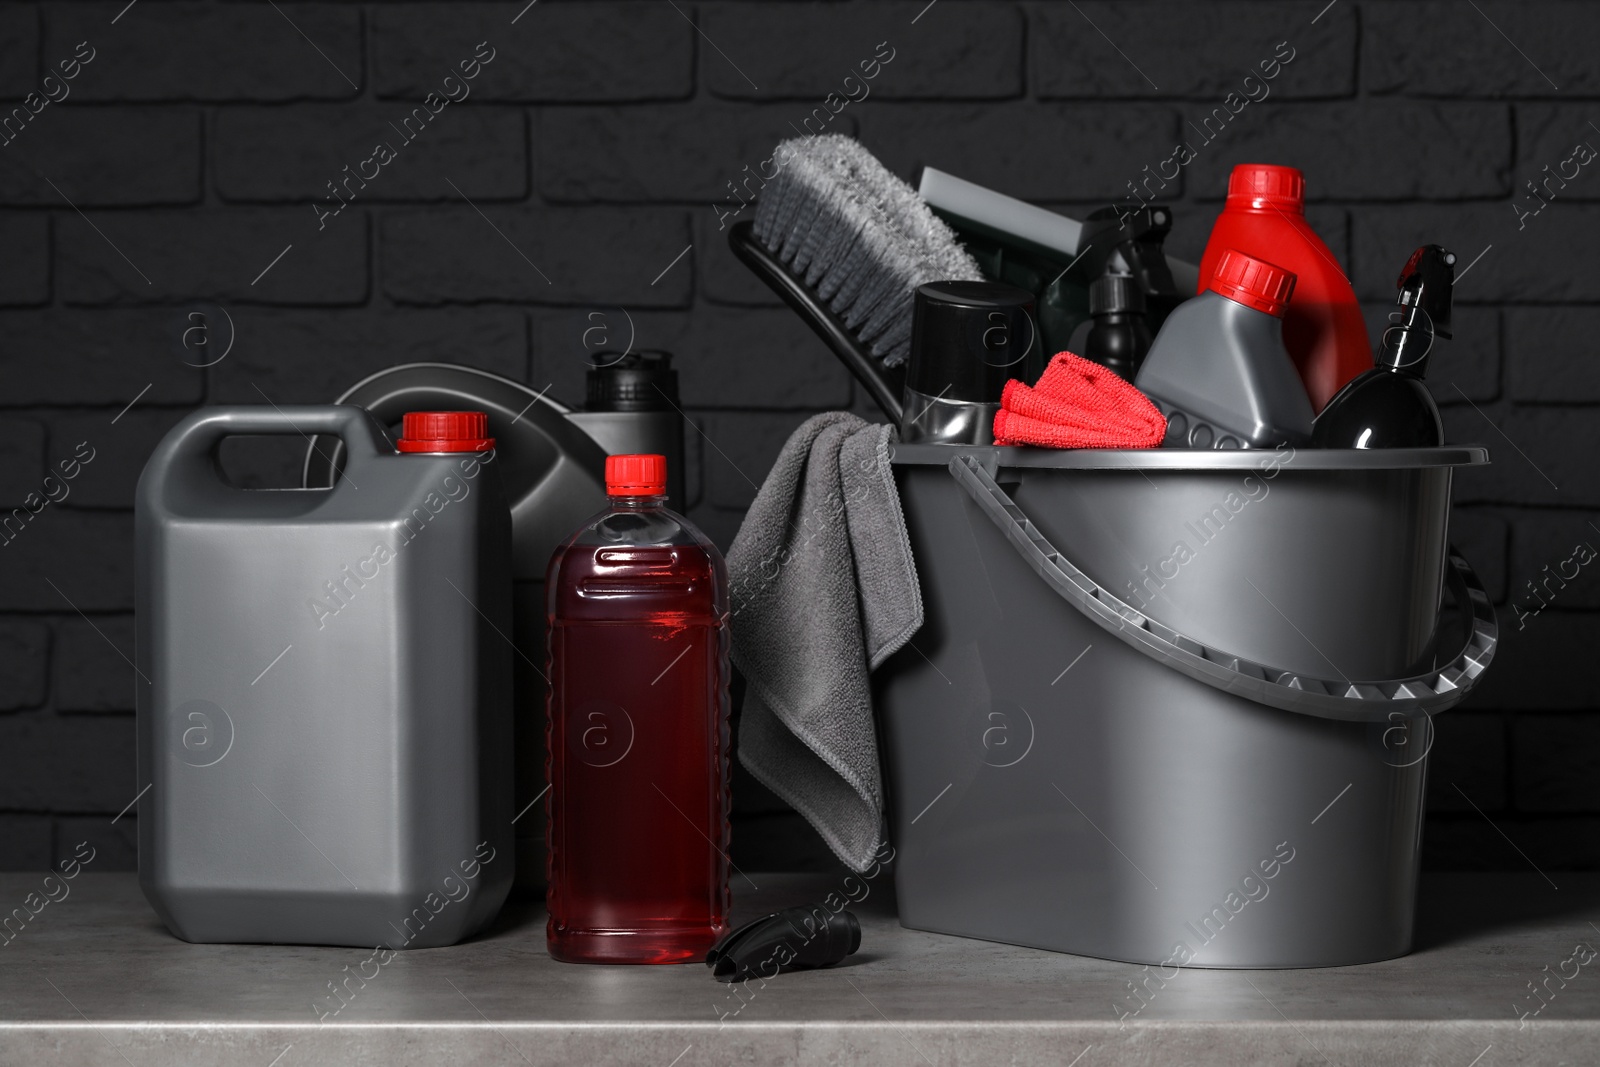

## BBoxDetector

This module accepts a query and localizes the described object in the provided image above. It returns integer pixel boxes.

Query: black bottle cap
[1089,273,1147,316]
[586,350,679,412]
[906,280,1040,402]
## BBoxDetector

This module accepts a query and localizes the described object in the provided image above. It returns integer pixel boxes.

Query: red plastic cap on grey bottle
[1227,163,1305,211]
[1207,248,1297,318]
[606,453,667,496]
[395,411,495,453]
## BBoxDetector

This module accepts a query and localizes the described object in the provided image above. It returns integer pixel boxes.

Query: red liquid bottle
[545,454,731,964]
[1197,163,1371,412]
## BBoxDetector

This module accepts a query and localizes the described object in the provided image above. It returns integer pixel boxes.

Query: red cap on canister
[395,411,495,453]
[1226,163,1305,211]
[1206,248,1296,318]
[605,454,668,496]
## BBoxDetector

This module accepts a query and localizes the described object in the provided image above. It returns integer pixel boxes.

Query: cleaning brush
[732,135,982,419]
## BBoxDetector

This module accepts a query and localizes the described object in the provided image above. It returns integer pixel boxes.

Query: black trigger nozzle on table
[705,904,861,983]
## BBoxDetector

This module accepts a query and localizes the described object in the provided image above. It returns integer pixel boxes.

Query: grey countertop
[0,871,1596,1065]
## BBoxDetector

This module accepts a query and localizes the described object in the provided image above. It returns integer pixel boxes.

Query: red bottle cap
[606,454,668,496]
[1227,163,1305,211]
[1207,248,1296,318]
[395,411,495,453]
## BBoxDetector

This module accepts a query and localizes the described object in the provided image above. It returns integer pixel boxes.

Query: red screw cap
[605,454,668,496]
[1207,248,1297,318]
[395,411,495,453]
[1226,163,1305,211]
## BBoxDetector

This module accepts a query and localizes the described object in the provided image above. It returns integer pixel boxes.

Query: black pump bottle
[1068,273,1153,382]
[1311,245,1455,449]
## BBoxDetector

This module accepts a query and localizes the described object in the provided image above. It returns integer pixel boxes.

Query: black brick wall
[0,0,1595,874]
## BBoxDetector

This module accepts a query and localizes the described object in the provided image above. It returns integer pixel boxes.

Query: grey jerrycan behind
[135,406,513,948]
[302,360,687,896]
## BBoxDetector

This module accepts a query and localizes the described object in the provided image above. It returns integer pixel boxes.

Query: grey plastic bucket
[876,444,1498,968]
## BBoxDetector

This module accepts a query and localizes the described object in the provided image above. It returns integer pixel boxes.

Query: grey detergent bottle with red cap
[136,406,513,949]
[1135,248,1316,449]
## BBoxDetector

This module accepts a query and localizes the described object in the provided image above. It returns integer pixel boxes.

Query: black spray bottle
[1312,245,1455,449]
[1068,274,1153,381]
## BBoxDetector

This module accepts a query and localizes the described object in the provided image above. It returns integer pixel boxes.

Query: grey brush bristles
[752,135,982,368]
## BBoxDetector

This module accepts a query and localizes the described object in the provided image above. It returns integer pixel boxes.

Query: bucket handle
[948,452,1498,722]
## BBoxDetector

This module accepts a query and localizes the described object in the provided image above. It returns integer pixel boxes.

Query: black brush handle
[728,220,904,423]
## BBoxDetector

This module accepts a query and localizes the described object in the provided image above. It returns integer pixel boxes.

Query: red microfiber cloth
[992,352,1167,449]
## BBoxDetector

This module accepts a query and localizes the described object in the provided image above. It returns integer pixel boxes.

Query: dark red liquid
[545,500,730,964]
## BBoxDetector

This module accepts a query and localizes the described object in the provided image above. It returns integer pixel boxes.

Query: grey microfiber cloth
[727,411,923,874]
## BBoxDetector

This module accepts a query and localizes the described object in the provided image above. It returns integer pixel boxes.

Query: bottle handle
[154,405,390,490]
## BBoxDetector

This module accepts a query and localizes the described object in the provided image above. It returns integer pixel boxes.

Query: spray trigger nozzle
[705,904,861,983]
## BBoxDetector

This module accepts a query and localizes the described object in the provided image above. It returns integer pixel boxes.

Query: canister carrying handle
[948,453,1498,723]
[169,405,389,480]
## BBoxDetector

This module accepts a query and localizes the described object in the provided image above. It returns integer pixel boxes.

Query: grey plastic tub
[876,444,1498,968]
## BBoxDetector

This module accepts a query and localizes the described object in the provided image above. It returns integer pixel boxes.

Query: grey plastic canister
[135,406,513,948]
[876,444,1498,968]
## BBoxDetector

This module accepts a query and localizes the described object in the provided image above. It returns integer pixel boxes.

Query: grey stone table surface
[0,871,1596,1066]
